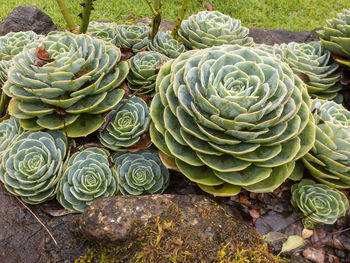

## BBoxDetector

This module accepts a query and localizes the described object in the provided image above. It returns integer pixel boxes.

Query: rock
[0,183,89,263]
[136,17,175,31]
[0,6,57,36]
[77,194,277,262]
[248,27,319,45]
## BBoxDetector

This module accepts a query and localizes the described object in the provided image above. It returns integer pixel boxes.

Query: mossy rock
[76,194,286,262]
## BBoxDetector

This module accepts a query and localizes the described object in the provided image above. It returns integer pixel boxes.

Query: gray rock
[136,17,175,31]
[0,183,89,263]
[0,6,57,36]
[248,27,320,45]
[78,194,275,262]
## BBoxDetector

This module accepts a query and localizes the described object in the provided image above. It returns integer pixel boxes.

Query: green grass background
[0,0,349,31]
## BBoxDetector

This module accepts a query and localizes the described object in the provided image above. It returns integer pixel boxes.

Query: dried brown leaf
[36,45,54,62]
[155,61,167,73]
[249,208,260,222]
[297,73,310,84]
[43,208,76,217]
[303,246,325,263]
[127,133,152,152]
[326,237,345,250]
[120,47,135,61]
[135,93,152,103]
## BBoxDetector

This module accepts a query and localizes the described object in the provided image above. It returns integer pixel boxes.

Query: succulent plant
[150,45,315,196]
[87,21,118,44]
[0,60,11,86]
[0,31,42,115]
[2,31,128,137]
[302,99,350,188]
[57,147,117,212]
[317,9,350,67]
[178,11,254,50]
[147,31,185,58]
[0,31,42,61]
[291,179,349,229]
[98,96,151,151]
[0,130,68,204]
[113,150,169,195]
[127,51,169,94]
[280,42,342,101]
[116,23,151,52]
[0,117,23,152]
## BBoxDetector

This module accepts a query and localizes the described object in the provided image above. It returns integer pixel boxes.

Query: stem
[56,0,76,30]
[143,0,157,15]
[171,0,189,40]
[149,0,162,40]
[79,0,95,34]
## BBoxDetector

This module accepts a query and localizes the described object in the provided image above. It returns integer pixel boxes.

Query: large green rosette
[3,31,128,137]
[150,45,315,196]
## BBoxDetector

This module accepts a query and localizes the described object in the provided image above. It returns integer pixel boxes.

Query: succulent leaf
[147,31,185,58]
[0,31,42,61]
[98,96,151,151]
[0,117,23,153]
[291,179,349,228]
[150,45,315,195]
[3,32,129,137]
[127,51,169,94]
[116,23,151,52]
[317,9,350,66]
[256,42,342,101]
[178,11,254,49]
[0,130,68,204]
[113,150,169,195]
[87,21,118,44]
[302,99,350,188]
[57,147,117,212]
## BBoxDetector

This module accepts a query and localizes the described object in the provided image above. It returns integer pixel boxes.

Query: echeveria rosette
[2,32,129,137]
[302,99,350,188]
[147,31,185,58]
[178,11,254,50]
[0,31,42,61]
[317,9,350,67]
[87,21,118,44]
[291,179,349,229]
[113,150,169,195]
[57,147,117,212]
[150,45,316,196]
[278,42,342,101]
[0,117,23,153]
[116,23,151,52]
[98,96,151,151]
[127,51,169,94]
[0,130,68,204]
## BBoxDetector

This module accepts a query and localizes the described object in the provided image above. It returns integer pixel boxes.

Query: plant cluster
[0,5,349,229]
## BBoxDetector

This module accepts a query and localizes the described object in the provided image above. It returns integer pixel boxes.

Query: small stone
[302,228,314,239]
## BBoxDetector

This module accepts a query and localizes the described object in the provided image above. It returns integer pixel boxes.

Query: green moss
[74,203,287,263]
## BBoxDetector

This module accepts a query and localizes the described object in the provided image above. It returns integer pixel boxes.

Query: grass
[0,0,349,31]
